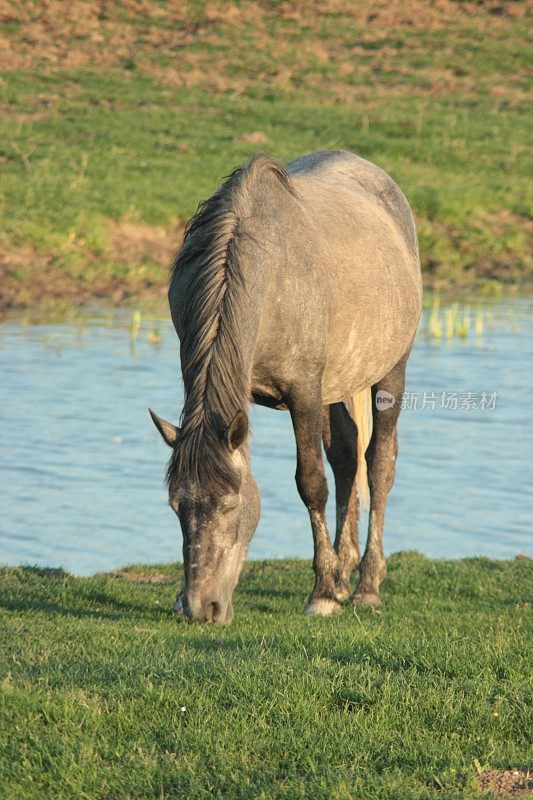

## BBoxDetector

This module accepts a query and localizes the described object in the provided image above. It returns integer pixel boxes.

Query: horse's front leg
[289,395,342,616]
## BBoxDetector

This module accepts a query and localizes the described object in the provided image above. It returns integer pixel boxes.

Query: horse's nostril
[204,601,223,623]
[185,594,226,623]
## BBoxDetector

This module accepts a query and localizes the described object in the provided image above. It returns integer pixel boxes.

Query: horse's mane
[167,154,295,495]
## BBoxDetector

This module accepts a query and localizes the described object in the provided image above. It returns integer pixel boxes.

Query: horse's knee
[368,454,396,492]
[295,457,328,511]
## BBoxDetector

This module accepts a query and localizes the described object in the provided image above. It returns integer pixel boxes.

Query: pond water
[0,299,531,575]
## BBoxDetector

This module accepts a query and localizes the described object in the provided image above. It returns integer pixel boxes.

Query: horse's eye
[220,495,239,513]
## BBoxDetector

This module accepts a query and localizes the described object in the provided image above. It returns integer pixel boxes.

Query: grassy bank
[0,1,531,310]
[1,554,531,799]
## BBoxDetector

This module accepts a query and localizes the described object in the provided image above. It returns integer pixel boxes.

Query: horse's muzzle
[183,593,234,624]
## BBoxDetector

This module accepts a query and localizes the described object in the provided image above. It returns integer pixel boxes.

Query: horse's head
[149,409,260,623]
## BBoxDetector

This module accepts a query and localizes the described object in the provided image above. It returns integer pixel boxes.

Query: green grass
[0,1,531,307]
[1,554,531,799]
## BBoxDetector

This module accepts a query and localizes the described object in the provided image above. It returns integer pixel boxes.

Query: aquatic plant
[129,310,142,344]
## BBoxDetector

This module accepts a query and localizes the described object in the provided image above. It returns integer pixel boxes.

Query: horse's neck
[227,246,270,399]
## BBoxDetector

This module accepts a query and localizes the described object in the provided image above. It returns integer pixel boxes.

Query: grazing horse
[150,150,422,623]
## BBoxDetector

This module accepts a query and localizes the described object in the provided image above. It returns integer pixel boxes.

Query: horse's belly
[321,294,420,404]
[322,337,403,403]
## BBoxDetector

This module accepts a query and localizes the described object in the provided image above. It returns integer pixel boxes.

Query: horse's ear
[224,410,248,451]
[149,409,180,448]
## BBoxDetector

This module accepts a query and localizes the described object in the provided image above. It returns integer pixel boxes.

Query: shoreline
[1,261,531,319]
[2,554,530,581]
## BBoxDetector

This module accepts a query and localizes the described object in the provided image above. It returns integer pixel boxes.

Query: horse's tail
[345,388,373,511]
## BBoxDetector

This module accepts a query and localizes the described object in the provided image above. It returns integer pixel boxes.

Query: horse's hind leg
[353,355,407,608]
[323,403,360,601]
[289,394,343,616]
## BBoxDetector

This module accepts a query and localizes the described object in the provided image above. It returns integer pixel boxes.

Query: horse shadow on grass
[0,596,126,622]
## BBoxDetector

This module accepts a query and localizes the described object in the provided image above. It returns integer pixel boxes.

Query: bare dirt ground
[476,768,533,798]
[105,569,179,583]
[0,221,184,311]
[0,0,528,98]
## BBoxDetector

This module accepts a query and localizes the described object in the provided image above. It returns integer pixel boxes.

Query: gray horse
[150,150,422,623]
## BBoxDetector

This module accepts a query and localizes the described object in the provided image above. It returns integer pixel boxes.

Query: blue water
[0,300,531,574]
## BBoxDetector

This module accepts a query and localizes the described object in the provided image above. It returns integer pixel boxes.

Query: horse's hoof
[352,591,382,609]
[304,597,342,616]
[173,595,183,614]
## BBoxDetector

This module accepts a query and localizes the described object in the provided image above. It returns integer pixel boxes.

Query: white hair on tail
[345,388,372,511]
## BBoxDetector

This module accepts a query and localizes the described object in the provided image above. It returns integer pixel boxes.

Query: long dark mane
[167,154,295,495]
